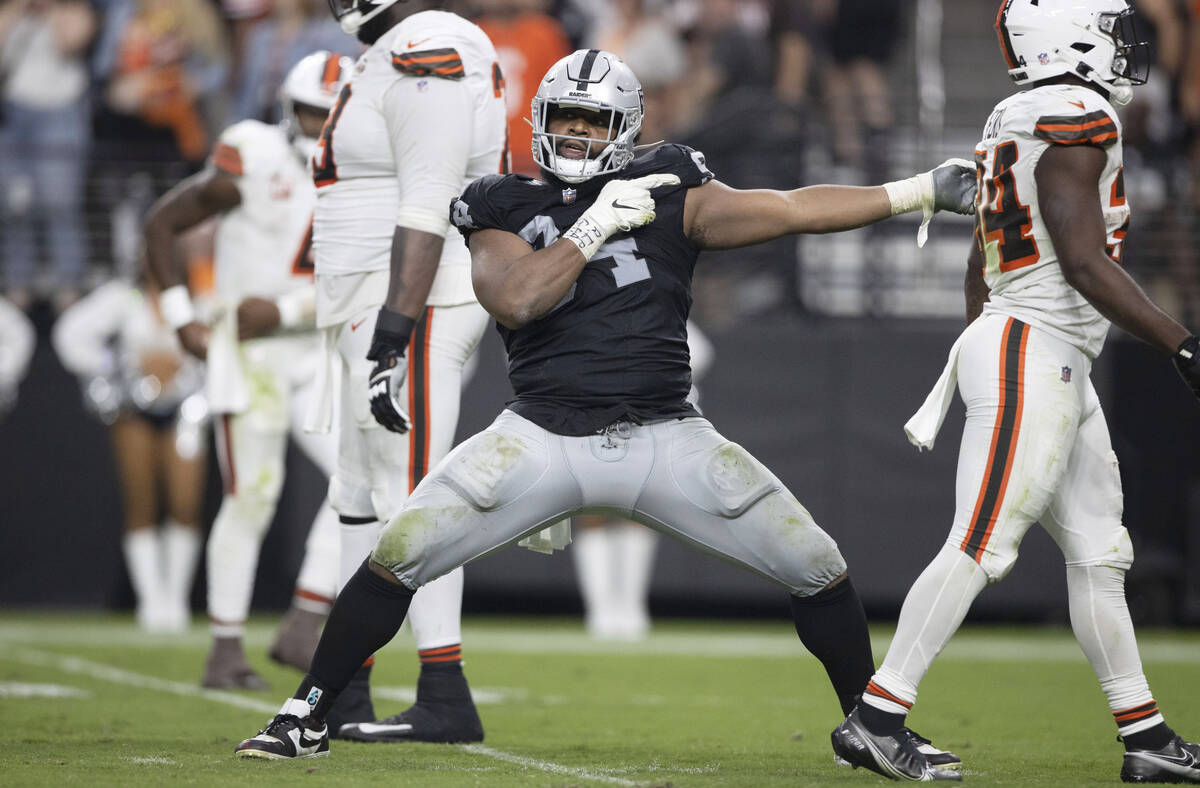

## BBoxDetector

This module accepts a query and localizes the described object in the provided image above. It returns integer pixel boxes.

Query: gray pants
[373,410,846,597]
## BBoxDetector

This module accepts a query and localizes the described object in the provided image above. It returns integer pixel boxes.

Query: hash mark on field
[0,681,90,699]
[1,648,650,785]
[129,756,178,765]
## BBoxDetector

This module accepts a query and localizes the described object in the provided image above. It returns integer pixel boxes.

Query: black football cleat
[336,666,483,744]
[235,699,329,760]
[1121,735,1200,783]
[831,708,962,782]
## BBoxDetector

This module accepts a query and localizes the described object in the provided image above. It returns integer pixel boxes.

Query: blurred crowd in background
[1,0,1199,323]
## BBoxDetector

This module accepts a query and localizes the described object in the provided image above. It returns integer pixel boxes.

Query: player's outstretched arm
[682,160,975,249]
[470,174,680,329]
[1037,144,1200,401]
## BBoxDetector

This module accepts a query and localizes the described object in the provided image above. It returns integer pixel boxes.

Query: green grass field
[1,613,1197,786]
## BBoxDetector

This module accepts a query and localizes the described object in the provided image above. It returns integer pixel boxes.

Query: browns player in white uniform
[297,0,506,742]
[145,52,352,689]
[233,48,976,762]
[833,1,1200,783]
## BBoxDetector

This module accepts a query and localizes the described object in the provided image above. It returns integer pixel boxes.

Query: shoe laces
[903,728,932,746]
[259,713,302,737]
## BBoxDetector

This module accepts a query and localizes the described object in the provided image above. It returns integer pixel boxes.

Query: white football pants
[207,334,340,632]
[329,300,489,651]
[373,410,848,597]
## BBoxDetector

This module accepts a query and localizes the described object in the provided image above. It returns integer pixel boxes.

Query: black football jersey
[451,144,714,436]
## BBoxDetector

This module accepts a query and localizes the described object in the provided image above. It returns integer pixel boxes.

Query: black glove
[931,158,978,216]
[1173,335,1200,403]
[367,308,416,433]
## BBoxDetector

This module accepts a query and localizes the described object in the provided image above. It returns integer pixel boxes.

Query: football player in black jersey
[234,49,976,772]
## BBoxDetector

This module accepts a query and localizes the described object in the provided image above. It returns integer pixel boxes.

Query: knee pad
[1065,525,1135,571]
[329,474,376,521]
[677,440,778,518]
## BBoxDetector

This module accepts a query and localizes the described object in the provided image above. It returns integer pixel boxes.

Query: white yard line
[458,744,642,786]
[0,647,647,786]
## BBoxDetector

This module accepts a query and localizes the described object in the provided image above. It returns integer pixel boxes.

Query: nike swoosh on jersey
[407,37,432,48]
[1067,100,1086,109]
[351,318,367,331]
[353,721,415,735]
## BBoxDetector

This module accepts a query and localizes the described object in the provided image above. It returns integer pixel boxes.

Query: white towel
[519,519,573,555]
[303,326,340,434]
[903,332,966,451]
[205,300,248,414]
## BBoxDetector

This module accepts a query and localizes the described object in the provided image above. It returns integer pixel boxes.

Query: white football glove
[562,173,682,260]
[368,356,411,434]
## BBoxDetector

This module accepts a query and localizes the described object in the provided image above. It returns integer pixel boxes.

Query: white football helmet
[530,49,644,184]
[327,0,401,36]
[279,50,352,160]
[995,0,1149,106]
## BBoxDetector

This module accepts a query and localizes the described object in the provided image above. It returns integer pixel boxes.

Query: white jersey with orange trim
[309,10,508,319]
[975,84,1129,360]
[210,120,316,303]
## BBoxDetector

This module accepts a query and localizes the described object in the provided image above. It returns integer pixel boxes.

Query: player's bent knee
[370,498,473,586]
[678,441,777,518]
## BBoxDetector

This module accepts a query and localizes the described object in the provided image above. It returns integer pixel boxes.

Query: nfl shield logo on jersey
[1038,52,1050,65]
[562,188,576,205]
[1061,366,1072,383]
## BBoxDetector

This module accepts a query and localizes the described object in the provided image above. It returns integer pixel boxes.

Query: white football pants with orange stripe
[370,410,849,598]
[208,334,340,635]
[863,313,1162,736]
[330,300,489,651]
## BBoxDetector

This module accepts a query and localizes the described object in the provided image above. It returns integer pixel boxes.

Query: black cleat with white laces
[831,708,962,781]
[1121,735,1200,783]
[235,699,329,760]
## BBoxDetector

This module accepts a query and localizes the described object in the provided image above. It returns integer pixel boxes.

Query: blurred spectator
[672,0,806,320]
[94,0,229,164]
[821,0,900,184]
[0,0,97,313]
[53,277,208,632]
[587,0,686,143]
[472,0,571,176]
[230,0,347,124]
[0,292,36,417]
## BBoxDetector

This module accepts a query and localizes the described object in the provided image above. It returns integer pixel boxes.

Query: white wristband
[562,215,610,261]
[882,174,931,216]
[159,285,196,330]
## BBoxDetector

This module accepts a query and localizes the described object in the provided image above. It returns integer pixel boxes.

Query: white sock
[206,496,271,635]
[1067,563,1163,735]
[408,567,464,652]
[614,523,657,635]
[123,529,163,625]
[162,521,201,609]
[339,519,382,591]
[572,525,616,633]
[864,544,988,714]
[295,499,340,604]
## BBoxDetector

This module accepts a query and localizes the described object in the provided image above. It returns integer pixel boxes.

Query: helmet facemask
[531,98,641,184]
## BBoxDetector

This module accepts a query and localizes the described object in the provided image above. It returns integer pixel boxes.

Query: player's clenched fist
[562,173,682,260]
